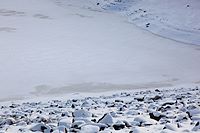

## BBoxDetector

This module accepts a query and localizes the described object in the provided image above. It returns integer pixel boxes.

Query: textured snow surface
[98,0,200,45]
[0,87,200,132]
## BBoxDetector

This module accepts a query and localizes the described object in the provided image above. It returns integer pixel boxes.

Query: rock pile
[0,87,200,132]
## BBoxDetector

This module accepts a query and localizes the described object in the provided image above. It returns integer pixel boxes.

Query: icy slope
[0,0,200,100]
[97,0,200,45]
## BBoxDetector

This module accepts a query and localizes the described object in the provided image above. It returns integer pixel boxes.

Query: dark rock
[115,100,124,103]
[36,110,42,114]
[61,112,69,117]
[91,119,96,122]
[192,121,200,131]
[149,112,165,121]
[107,104,115,108]
[71,120,85,129]
[122,120,132,128]
[41,126,47,132]
[135,97,144,102]
[113,123,125,130]
[158,105,172,112]
[186,111,192,120]
[162,102,174,106]
[71,104,75,108]
[146,23,150,28]
[72,99,78,102]
[151,95,162,101]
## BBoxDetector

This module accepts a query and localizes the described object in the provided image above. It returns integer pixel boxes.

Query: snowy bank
[1,87,200,132]
[97,0,200,45]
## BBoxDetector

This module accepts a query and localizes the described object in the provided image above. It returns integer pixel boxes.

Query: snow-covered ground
[1,0,200,132]
[0,0,200,101]
[1,87,200,132]
[98,0,200,45]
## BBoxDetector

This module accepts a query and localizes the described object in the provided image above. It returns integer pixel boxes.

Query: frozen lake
[0,0,200,100]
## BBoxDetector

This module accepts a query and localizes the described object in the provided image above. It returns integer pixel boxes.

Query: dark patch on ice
[31,82,173,96]
[33,14,52,19]
[0,9,25,16]
[0,27,16,32]
[71,13,93,18]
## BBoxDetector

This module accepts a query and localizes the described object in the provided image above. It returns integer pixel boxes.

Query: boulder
[58,118,72,128]
[192,121,200,131]
[113,121,125,130]
[30,123,51,133]
[98,113,114,126]
[73,109,92,118]
[81,125,100,133]
[163,123,177,131]
[149,112,165,121]
[0,118,16,125]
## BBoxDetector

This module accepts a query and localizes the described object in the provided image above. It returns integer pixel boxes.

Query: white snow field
[0,0,200,101]
[1,0,200,133]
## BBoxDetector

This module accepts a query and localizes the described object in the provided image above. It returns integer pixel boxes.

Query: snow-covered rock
[30,123,51,132]
[73,109,92,118]
[58,118,72,128]
[81,125,100,133]
[163,123,177,131]
[112,120,125,130]
[133,116,157,126]
[0,87,200,132]
[98,113,114,126]
[72,120,86,129]
[0,118,16,125]
[192,121,200,131]
[149,111,165,121]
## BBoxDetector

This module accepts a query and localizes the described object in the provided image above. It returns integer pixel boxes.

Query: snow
[0,0,200,132]
[164,123,178,131]
[98,113,114,126]
[98,0,200,45]
[29,123,51,132]
[81,125,100,133]
[58,118,72,128]
[73,109,92,118]
[0,0,200,101]
[1,87,200,132]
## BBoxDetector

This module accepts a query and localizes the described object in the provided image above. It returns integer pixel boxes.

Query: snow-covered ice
[98,0,200,45]
[0,0,200,101]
